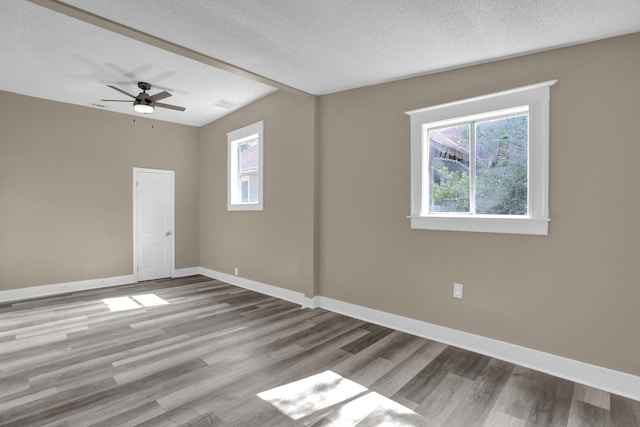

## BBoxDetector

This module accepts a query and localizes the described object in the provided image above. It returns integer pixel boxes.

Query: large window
[227,120,264,211]
[407,81,556,235]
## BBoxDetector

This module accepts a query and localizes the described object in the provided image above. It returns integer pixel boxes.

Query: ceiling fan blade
[107,85,136,98]
[100,99,132,102]
[156,102,186,112]
[149,91,172,102]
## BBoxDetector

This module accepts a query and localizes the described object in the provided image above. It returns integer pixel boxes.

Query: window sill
[227,203,263,211]
[410,215,549,235]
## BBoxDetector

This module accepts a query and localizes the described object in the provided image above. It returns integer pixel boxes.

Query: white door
[134,168,174,281]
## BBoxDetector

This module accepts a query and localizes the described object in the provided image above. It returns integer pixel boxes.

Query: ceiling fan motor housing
[133,84,154,113]
[135,82,155,111]
[135,92,153,105]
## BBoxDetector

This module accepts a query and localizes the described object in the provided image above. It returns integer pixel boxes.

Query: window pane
[239,140,259,174]
[241,176,250,202]
[428,124,470,213]
[240,174,258,203]
[249,174,258,203]
[475,114,528,215]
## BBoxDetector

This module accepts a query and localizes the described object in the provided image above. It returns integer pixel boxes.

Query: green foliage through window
[429,114,528,215]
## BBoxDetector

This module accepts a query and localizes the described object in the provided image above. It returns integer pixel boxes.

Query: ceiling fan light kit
[101,81,186,114]
[133,100,154,114]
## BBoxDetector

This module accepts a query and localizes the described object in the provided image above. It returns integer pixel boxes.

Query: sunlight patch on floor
[131,293,169,307]
[258,371,366,420]
[329,391,417,426]
[257,370,420,425]
[103,294,168,312]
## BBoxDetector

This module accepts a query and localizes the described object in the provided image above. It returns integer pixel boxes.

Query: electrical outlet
[234,267,239,276]
[453,283,464,299]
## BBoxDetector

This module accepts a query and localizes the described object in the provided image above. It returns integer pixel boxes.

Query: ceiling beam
[27,0,310,97]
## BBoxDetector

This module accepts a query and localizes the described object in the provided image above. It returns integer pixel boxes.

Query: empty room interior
[1,1,640,426]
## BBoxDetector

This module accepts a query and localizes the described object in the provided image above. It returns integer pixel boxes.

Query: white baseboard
[312,295,640,402]
[173,267,201,277]
[0,267,203,303]
[196,269,640,401]
[198,267,315,308]
[2,268,638,401]
[0,274,136,303]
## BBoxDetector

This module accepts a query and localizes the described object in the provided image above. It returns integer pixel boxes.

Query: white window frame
[227,120,264,211]
[406,80,557,235]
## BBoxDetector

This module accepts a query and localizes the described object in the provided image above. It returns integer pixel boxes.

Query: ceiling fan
[101,81,186,113]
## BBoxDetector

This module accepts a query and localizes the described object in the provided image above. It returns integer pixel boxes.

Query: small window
[407,81,556,235]
[227,121,264,210]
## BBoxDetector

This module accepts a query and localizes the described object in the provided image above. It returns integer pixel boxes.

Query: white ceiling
[2,0,640,127]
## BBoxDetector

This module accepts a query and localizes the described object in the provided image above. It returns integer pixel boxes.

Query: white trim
[172,267,200,277]
[198,267,314,308]
[3,268,638,401]
[405,80,558,116]
[410,216,549,235]
[0,274,135,303]
[312,295,640,402]
[0,266,202,303]
[193,269,640,400]
[133,167,176,281]
[227,120,265,211]
[407,80,556,235]
[227,202,263,211]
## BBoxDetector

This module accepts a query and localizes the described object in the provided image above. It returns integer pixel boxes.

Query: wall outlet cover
[453,283,464,299]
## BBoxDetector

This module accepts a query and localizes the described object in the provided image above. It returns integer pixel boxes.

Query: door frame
[133,167,175,282]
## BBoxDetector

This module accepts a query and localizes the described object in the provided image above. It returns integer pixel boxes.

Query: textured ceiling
[2,0,640,126]
[0,0,276,127]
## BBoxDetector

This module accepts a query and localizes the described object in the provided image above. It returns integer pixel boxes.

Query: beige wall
[2,32,639,377]
[318,33,640,375]
[198,90,317,296]
[0,92,200,290]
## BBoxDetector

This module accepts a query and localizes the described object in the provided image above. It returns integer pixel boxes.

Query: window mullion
[469,122,476,215]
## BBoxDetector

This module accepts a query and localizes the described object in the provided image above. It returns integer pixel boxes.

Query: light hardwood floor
[0,275,638,426]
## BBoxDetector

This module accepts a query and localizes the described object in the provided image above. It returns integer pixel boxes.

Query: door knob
[165,231,172,236]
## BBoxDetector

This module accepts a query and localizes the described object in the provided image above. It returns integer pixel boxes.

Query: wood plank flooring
[0,275,638,426]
